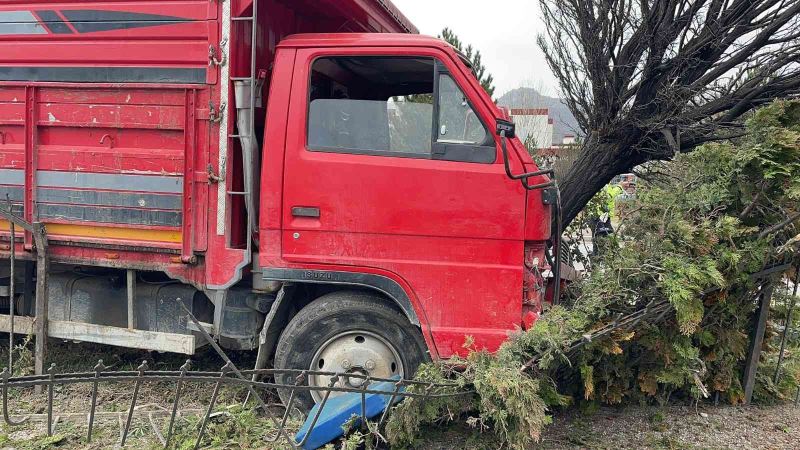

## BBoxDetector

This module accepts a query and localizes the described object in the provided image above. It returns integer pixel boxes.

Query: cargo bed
[0,0,415,290]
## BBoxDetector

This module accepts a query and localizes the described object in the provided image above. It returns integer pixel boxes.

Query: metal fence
[0,362,465,449]
[773,267,800,406]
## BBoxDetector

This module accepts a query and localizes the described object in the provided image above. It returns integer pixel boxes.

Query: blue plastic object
[294,378,403,450]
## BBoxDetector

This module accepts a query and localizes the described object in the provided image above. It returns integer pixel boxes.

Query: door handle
[292,206,320,218]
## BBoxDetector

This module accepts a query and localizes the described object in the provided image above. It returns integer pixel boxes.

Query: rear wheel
[273,290,429,410]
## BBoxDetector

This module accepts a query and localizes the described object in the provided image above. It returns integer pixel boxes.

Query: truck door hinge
[209,40,228,67]
[208,101,226,124]
[207,164,223,184]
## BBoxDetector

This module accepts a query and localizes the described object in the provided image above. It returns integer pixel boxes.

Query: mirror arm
[522,179,556,190]
[499,131,554,187]
[497,128,562,305]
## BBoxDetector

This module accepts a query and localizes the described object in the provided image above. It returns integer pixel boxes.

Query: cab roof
[277,33,475,71]
[278,33,452,51]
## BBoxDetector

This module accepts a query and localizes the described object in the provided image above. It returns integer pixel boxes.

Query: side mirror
[496,119,515,138]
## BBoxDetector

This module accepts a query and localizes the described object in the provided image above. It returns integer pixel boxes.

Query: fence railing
[0,363,466,449]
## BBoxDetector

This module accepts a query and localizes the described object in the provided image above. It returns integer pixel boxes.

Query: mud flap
[251,284,294,374]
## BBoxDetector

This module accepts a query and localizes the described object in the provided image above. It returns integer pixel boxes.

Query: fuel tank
[46,269,213,335]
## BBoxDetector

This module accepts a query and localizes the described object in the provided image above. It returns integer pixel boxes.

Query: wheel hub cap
[309,331,403,402]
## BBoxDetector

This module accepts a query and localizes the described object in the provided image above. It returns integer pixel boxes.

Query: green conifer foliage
[388,100,800,449]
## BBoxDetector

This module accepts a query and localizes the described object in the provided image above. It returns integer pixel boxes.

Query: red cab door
[281,47,527,357]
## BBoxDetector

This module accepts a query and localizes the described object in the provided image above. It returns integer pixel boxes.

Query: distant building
[509,108,553,149]
[498,87,581,145]
[508,108,584,181]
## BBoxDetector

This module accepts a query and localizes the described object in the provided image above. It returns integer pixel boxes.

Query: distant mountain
[498,87,581,145]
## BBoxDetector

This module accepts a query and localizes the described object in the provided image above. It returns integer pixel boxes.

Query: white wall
[511,109,553,149]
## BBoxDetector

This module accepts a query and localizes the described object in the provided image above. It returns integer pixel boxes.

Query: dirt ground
[420,402,800,450]
[540,403,800,450]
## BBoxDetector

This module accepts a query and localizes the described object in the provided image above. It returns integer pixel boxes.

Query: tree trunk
[558,141,637,227]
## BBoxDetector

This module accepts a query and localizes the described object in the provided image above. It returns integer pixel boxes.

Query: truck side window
[308,56,434,156]
[436,74,488,145]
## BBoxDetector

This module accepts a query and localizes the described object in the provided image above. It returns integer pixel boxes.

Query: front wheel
[273,290,429,410]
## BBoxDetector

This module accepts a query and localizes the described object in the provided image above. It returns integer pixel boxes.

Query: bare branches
[539,0,800,225]
[759,211,800,239]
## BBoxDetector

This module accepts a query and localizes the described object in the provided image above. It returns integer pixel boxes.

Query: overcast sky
[392,0,559,97]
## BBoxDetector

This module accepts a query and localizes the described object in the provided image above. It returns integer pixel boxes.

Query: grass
[0,339,300,449]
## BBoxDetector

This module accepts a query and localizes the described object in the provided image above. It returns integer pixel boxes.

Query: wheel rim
[309,330,404,403]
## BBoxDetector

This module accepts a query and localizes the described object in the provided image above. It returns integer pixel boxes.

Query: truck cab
[256,35,552,404]
[261,32,551,352]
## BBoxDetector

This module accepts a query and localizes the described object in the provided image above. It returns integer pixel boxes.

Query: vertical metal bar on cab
[22,86,35,249]
[182,89,197,263]
[249,0,258,243]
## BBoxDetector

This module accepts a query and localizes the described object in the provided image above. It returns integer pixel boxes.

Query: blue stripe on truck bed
[0,66,206,83]
[37,171,183,194]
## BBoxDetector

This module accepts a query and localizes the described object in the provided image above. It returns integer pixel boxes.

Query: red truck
[0,0,556,406]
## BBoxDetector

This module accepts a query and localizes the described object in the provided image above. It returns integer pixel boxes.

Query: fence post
[33,223,49,393]
[774,266,799,383]
[743,283,774,404]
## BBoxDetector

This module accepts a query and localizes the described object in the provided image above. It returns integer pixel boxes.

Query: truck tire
[273,290,429,410]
